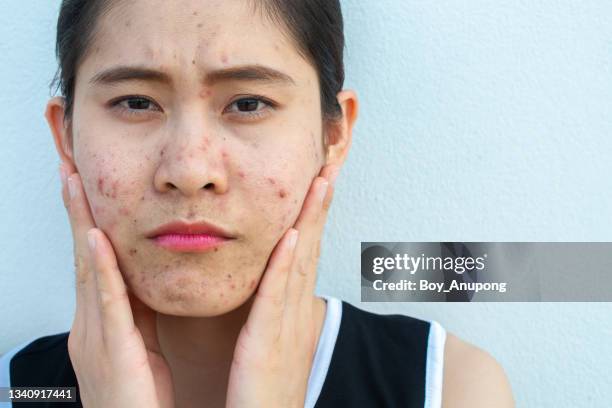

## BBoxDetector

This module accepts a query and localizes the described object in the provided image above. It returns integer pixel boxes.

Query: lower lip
[151,233,231,252]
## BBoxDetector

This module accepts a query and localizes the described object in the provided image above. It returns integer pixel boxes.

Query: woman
[0,0,514,407]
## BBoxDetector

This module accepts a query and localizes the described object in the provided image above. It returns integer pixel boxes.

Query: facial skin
[46,0,350,317]
[47,0,355,318]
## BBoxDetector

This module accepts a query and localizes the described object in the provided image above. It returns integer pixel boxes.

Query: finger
[245,228,298,341]
[64,172,99,330]
[283,164,339,323]
[282,175,329,316]
[88,228,136,350]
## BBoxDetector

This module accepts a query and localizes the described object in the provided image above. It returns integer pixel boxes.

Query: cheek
[82,155,138,233]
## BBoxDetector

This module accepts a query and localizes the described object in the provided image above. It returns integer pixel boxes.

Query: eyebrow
[88,64,296,87]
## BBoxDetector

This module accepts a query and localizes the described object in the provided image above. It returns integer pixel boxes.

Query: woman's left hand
[225,164,339,408]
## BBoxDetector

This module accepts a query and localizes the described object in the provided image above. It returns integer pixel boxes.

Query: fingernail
[318,180,329,204]
[68,176,77,200]
[328,168,340,188]
[288,228,298,249]
[87,230,96,251]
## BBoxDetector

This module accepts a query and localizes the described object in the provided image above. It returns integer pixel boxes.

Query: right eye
[110,95,163,118]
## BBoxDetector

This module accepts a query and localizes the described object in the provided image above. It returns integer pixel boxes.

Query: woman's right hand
[59,162,175,408]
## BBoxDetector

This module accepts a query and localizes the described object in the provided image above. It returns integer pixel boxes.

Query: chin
[128,274,257,317]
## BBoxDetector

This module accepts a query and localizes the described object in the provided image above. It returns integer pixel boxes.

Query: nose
[153,114,228,197]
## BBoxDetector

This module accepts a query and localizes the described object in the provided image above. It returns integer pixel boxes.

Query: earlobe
[45,96,75,169]
[324,89,359,167]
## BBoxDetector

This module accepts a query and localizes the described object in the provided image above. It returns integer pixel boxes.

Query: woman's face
[68,0,326,316]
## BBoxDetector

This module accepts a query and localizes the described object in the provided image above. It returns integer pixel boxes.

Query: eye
[224,96,276,120]
[109,95,162,118]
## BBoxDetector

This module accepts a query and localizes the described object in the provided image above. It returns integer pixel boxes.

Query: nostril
[204,183,214,190]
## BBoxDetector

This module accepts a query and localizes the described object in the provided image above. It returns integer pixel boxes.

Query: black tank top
[0,295,446,408]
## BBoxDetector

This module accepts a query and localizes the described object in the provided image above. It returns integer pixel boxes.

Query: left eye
[225,97,274,116]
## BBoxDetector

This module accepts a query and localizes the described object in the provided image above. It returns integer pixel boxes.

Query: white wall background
[1,1,611,407]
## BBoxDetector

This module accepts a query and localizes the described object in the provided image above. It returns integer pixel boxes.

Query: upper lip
[146,220,236,239]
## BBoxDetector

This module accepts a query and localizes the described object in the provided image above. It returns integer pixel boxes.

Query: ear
[45,96,77,173]
[324,89,359,168]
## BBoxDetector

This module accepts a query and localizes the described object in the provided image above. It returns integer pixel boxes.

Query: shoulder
[0,332,75,388]
[442,332,514,408]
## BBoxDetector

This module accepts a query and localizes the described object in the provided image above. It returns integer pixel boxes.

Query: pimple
[97,177,105,195]
[238,171,245,179]
[119,206,130,216]
[221,151,228,159]
[278,189,287,199]
[199,89,211,99]
[221,53,228,64]
[230,284,236,289]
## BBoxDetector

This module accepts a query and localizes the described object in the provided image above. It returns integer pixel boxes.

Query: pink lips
[152,233,230,252]
[146,220,235,253]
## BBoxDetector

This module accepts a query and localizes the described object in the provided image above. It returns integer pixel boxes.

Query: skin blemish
[226,273,232,279]
[160,148,165,157]
[193,11,198,16]
[221,53,228,64]
[249,279,256,289]
[199,89,211,99]
[97,177,105,195]
[221,151,228,159]
[238,171,245,179]
[176,154,183,161]
[129,248,138,256]
[197,23,203,28]
[214,247,219,252]
[267,177,276,185]
[230,284,236,289]
[278,189,287,199]
[119,206,130,216]
[192,59,196,65]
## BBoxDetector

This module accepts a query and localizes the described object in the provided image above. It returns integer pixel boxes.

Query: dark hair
[51,0,345,125]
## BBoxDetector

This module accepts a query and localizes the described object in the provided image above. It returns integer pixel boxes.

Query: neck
[155,294,327,408]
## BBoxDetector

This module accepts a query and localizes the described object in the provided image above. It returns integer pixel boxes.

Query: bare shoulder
[441,332,515,408]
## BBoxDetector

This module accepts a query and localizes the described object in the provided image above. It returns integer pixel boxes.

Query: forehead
[80,0,313,86]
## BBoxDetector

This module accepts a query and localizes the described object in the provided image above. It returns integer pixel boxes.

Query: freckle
[293,199,298,204]
[129,248,138,256]
[141,195,145,201]
[197,23,203,28]
[267,177,276,185]
[192,59,196,64]
[160,149,165,157]
[125,20,131,27]
[220,293,224,298]
[193,11,198,16]
[214,247,218,252]
[278,189,287,198]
